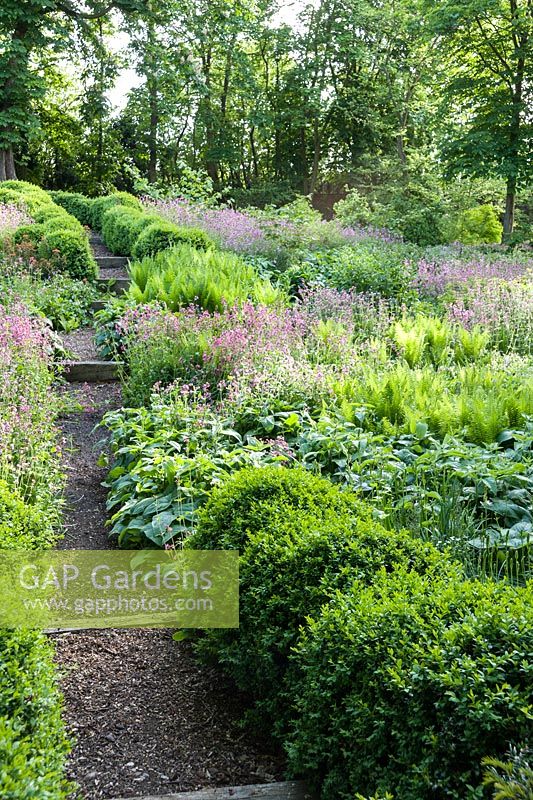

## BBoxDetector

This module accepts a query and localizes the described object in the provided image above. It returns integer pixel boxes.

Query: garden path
[50,233,287,800]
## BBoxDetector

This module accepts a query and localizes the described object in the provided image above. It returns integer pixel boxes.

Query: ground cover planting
[0,303,70,798]
[1,0,533,787]
[1,173,532,798]
[87,191,533,798]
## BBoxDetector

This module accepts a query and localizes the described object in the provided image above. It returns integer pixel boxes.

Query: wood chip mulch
[54,382,285,799]
[54,630,283,799]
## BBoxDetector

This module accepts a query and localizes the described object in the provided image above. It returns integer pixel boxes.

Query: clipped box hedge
[189,467,456,736]
[288,569,533,800]
[190,465,533,800]
[131,219,213,258]
[50,188,215,258]
[0,180,97,279]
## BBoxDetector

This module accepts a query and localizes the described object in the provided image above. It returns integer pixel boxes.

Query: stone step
[61,360,122,382]
[96,276,130,295]
[109,782,313,800]
[95,255,129,270]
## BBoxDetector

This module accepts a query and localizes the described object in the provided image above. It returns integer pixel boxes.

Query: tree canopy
[1,0,531,233]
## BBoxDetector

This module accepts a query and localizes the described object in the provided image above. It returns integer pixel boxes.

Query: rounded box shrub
[13,223,46,246]
[288,569,533,800]
[132,220,213,259]
[190,465,362,551]
[189,466,456,731]
[91,192,141,231]
[1,182,52,214]
[0,188,23,205]
[49,190,95,226]
[43,215,85,236]
[41,229,97,280]
[33,206,84,232]
[101,206,150,255]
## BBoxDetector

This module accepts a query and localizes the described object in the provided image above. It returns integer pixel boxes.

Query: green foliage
[12,224,46,246]
[49,191,96,226]
[1,181,97,279]
[0,479,57,549]
[128,160,218,204]
[0,189,22,205]
[390,316,489,367]
[0,629,71,800]
[334,159,448,246]
[299,242,417,297]
[334,360,533,445]
[0,290,69,797]
[101,206,150,255]
[288,570,533,799]
[131,220,213,259]
[482,747,533,799]
[191,465,362,551]
[0,272,96,332]
[103,393,290,548]
[189,466,454,729]
[453,205,504,245]
[127,244,283,313]
[40,229,97,280]
[91,192,141,231]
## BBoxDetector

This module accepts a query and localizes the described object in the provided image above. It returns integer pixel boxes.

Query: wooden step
[95,255,129,270]
[109,782,313,800]
[61,360,122,382]
[96,276,130,295]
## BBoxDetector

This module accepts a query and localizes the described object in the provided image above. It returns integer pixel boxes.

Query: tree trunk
[250,126,259,180]
[146,18,159,184]
[396,134,407,165]
[309,116,320,194]
[503,174,516,236]
[502,24,525,237]
[301,127,309,194]
[0,147,17,180]
[148,81,158,183]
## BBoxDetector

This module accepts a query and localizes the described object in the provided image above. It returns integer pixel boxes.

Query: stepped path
[53,234,308,800]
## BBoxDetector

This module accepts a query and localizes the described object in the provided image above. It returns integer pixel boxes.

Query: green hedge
[1,181,97,279]
[131,220,213,259]
[91,192,141,231]
[189,465,533,800]
[48,188,215,260]
[49,190,95,227]
[0,629,71,799]
[288,569,533,800]
[101,206,158,256]
[189,468,457,730]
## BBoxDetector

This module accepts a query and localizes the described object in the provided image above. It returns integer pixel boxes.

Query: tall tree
[430,0,533,234]
[0,0,144,180]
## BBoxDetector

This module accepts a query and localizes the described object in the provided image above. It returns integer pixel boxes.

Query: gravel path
[99,267,129,280]
[90,234,113,258]
[53,234,283,798]
[61,328,100,362]
[57,383,121,551]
